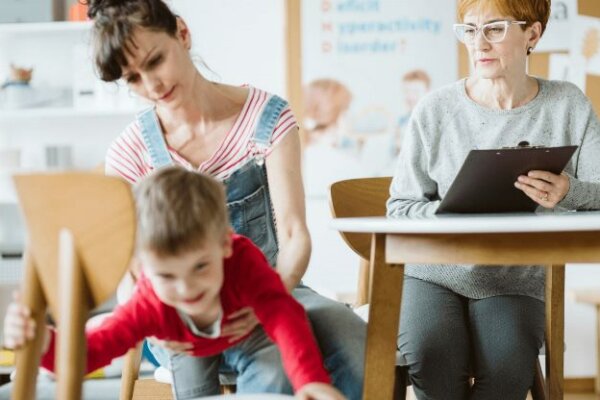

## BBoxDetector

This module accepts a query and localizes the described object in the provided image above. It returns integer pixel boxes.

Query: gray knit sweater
[386,78,600,301]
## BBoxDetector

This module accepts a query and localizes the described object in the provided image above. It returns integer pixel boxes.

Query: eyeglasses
[453,20,526,44]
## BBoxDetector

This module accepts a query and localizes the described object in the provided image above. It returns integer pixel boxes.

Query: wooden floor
[564,394,600,399]
[405,387,600,399]
[133,379,600,399]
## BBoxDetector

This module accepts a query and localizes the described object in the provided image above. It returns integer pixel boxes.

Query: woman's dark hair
[81,0,178,81]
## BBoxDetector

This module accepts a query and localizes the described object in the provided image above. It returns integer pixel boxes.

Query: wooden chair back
[11,172,136,400]
[329,177,392,305]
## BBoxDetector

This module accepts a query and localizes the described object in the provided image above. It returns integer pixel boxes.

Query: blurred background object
[68,2,89,22]
[0,0,65,23]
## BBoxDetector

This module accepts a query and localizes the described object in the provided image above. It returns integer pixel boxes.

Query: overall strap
[137,108,173,168]
[251,95,288,163]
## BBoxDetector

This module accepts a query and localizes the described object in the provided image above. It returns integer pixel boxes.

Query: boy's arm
[41,284,155,373]
[236,243,330,391]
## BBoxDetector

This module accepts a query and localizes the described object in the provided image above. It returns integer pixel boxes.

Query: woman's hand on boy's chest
[220,306,259,343]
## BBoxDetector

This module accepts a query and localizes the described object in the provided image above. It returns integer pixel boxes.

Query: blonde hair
[134,166,229,256]
[457,0,551,35]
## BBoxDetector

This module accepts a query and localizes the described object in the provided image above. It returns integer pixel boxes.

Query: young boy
[3,167,345,400]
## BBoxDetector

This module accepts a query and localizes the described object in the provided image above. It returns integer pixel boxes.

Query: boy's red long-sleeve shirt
[41,235,330,390]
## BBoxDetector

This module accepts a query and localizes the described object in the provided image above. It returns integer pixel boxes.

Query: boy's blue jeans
[151,326,293,399]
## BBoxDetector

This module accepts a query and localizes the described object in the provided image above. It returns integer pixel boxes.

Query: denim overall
[137,95,285,266]
[137,95,365,399]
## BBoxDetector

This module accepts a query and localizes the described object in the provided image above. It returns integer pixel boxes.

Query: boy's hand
[3,291,48,352]
[296,383,347,400]
[221,307,259,343]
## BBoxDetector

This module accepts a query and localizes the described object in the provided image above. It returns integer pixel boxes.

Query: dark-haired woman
[85,0,366,399]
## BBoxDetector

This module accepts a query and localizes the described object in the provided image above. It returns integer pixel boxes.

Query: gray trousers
[398,276,545,400]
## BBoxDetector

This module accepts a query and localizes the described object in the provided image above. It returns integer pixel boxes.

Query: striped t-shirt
[105,86,297,182]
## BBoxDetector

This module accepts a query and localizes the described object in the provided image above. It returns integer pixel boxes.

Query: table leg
[596,304,600,395]
[362,233,404,400]
[545,264,565,400]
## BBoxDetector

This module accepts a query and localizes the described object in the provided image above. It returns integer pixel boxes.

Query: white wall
[169,0,286,96]
[565,266,600,376]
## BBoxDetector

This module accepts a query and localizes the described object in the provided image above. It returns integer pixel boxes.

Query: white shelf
[0,169,26,176]
[0,366,14,375]
[0,107,141,119]
[0,175,17,204]
[0,21,91,35]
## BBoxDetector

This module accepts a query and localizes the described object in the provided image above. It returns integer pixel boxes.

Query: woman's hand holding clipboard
[436,143,578,214]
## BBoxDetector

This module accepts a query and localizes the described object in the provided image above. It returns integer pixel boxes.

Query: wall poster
[302,0,459,198]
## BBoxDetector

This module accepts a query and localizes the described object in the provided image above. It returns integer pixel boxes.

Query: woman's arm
[387,115,440,217]
[558,102,600,210]
[265,127,312,291]
[518,99,600,210]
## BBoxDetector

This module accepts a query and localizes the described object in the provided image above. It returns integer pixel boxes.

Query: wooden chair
[329,177,393,307]
[328,177,548,400]
[10,172,136,400]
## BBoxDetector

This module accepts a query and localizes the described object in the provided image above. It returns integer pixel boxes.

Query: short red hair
[457,0,551,35]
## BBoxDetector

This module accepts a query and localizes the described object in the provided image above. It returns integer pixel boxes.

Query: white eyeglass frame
[453,20,527,44]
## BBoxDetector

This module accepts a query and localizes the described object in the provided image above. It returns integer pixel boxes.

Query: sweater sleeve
[236,242,330,391]
[40,283,156,373]
[387,107,441,217]
[558,97,600,210]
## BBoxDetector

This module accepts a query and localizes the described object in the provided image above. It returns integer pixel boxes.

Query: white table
[331,211,600,400]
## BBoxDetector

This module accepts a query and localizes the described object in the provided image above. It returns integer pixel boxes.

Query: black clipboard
[436,145,578,214]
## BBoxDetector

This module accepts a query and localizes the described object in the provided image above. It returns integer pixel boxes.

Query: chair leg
[12,251,47,400]
[530,358,546,400]
[595,305,600,395]
[120,343,142,400]
[56,229,90,400]
[355,258,370,307]
[544,264,565,400]
[393,366,408,400]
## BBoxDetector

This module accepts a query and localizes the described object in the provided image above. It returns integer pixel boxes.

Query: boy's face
[140,232,233,317]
